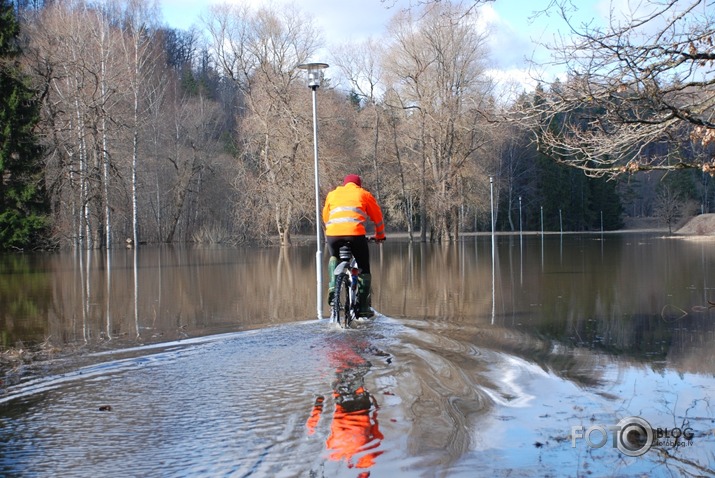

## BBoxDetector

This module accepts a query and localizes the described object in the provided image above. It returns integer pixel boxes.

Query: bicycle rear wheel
[333,273,353,328]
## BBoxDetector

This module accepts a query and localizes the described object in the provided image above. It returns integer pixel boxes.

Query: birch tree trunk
[97,11,111,249]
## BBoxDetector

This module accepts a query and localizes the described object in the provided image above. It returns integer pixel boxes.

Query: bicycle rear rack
[339,245,352,261]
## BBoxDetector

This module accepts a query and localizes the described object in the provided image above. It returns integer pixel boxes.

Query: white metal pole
[490,176,495,324]
[311,86,323,320]
[490,176,495,252]
[518,196,522,242]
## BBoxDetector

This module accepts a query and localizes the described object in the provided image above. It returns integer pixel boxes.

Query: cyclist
[322,174,386,318]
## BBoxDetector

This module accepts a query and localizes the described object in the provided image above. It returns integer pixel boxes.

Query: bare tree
[524,0,715,178]
[382,2,494,241]
[491,122,536,231]
[162,89,227,243]
[25,2,110,248]
[25,1,145,248]
[654,184,686,233]
[382,89,420,240]
[204,3,322,246]
[117,0,162,247]
[332,38,386,201]
[381,0,496,15]
[21,0,243,247]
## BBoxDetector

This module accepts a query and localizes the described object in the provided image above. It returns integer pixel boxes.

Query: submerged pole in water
[519,195,522,245]
[490,176,495,324]
[298,62,329,320]
[490,176,495,259]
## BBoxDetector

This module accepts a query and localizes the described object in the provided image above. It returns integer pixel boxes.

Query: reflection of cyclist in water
[306,345,383,473]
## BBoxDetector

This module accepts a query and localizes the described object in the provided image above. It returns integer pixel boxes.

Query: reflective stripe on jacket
[322,183,385,237]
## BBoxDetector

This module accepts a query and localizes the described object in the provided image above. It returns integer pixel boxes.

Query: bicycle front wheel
[333,272,352,328]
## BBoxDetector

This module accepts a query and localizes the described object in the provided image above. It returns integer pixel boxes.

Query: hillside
[675,214,715,236]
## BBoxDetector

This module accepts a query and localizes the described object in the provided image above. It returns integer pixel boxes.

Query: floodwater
[1,233,715,477]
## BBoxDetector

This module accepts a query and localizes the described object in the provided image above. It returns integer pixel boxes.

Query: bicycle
[331,238,380,328]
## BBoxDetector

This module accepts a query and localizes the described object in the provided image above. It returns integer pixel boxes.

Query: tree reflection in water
[306,338,383,475]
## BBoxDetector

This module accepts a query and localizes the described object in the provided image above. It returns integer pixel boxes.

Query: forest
[1,0,713,250]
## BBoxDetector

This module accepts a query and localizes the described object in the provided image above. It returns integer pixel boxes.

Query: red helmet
[343,174,362,187]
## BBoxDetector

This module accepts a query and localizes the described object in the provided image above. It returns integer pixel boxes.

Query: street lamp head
[297,62,329,89]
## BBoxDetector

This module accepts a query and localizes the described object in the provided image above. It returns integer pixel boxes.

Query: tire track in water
[366,317,500,470]
[363,317,586,474]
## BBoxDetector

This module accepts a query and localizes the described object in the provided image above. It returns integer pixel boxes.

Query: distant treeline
[1,0,712,250]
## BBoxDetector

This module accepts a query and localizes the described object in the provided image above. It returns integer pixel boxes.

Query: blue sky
[158,0,609,91]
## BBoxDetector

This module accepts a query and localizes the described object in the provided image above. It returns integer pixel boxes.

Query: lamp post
[297,62,329,320]
[518,196,522,241]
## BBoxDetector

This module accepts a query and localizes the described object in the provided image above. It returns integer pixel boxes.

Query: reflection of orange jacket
[326,402,384,469]
[306,396,325,436]
[306,389,383,470]
[323,183,385,238]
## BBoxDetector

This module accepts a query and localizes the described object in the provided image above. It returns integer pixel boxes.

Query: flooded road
[1,234,715,477]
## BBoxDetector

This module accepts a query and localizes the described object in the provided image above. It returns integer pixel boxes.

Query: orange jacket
[322,183,385,238]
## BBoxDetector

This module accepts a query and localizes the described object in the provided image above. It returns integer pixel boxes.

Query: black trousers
[326,235,371,274]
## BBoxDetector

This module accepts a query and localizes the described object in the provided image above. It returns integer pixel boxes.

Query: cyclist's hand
[373,235,386,243]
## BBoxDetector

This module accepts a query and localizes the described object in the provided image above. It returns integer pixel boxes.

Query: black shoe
[357,308,374,318]
[327,290,334,306]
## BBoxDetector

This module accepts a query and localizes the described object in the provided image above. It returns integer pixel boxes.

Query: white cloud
[164,0,415,64]
[159,0,578,95]
[479,2,554,93]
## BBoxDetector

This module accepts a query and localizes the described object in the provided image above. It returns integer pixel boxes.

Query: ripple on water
[0,322,341,476]
[1,317,714,477]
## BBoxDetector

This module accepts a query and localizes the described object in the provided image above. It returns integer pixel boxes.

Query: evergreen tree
[535,151,568,230]
[0,0,49,250]
[531,81,627,232]
[589,177,624,230]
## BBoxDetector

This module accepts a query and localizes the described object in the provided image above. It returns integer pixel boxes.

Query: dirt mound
[675,214,715,235]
